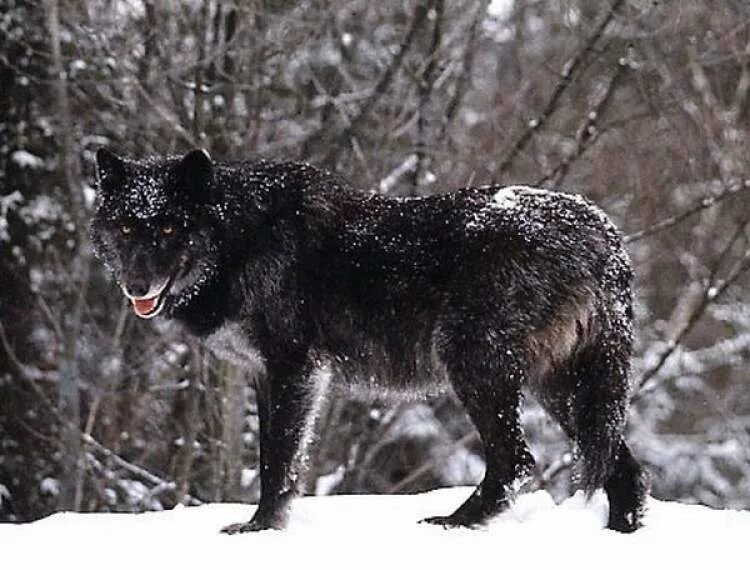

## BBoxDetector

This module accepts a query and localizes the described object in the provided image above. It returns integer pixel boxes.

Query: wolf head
[90,148,222,319]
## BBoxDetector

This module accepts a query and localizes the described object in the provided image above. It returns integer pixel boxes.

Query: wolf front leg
[422,331,535,528]
[221,358,327,534]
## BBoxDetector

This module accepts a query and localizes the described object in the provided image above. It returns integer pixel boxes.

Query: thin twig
[387,431,479,493]
[300,0,435,162]
[0,320,58,383]
[633,219,750,400]
[82,433,201,506]
[537,453,574,490]
[438,0,490,141]
[412,0,444,194]
[0,320,202,506]
[496,0,626,176]
[134,80,198,148]
[624,178,749,244]
[537,55,631,187]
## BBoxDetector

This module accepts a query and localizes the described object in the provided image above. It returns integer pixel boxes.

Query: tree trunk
[46,0,85,512]
[175,343,204,503]
[221,364,246,501]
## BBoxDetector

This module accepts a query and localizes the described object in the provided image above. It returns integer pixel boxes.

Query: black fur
[91,149,649,533]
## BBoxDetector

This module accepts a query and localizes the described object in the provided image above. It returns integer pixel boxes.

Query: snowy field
[3,488,749,569]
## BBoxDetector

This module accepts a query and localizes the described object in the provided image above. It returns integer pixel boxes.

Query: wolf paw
[607,509,644,533]
[220,519,278,534]
[419,514,480,529]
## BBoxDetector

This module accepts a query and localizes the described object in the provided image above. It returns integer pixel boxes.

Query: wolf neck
[166,161,352,340]
[169,268,230,337]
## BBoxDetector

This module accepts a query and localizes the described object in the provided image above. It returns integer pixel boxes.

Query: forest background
[1,0,749,521]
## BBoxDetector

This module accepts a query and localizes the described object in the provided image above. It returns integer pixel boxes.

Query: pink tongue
[133,296,158,316]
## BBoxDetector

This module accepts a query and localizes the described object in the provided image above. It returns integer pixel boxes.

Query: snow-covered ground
[3,488,749,569]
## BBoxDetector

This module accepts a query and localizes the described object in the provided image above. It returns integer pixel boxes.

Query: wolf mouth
[122,276,173,319]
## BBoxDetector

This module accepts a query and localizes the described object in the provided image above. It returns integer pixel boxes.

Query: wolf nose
[124,278,151,298]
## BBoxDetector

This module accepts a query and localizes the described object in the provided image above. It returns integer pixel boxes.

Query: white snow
[3,489,749,569]
[377,154,418,194]
[315,465,346,496]
[11,149,45,169]
[492,186,521,209]
[0,483,10,506]
[0,190,23,241]
[39,477,60,497]
[488,0,513,20]
[82,182,97,208]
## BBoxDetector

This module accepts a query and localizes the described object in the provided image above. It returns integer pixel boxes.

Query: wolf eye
[120,225,132,235]
[162,225,175,235]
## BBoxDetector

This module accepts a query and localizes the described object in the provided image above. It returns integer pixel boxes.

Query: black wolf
[91,148,648,533]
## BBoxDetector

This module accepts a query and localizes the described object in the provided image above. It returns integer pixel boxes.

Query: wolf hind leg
[603,439,649,532]
[422,339,535,528]
[534,344,649,532]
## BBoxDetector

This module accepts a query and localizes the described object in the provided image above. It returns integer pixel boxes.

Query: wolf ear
[96,148,125,191]
[176,149,213,200]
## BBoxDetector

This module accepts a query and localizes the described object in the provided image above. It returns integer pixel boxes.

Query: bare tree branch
[300,0,435,162]
[412,0,445,193]
[0,319,203,507]
[537,54,632,187]
[387,431,479,493]
[624,179,750,244]
[438,0,490,142]
[633,218,750,400]
[496,0,626,176]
